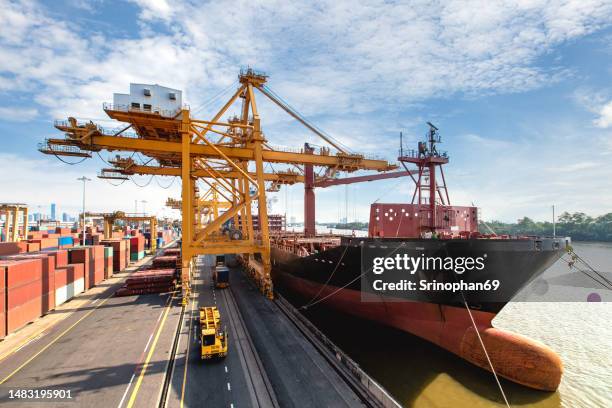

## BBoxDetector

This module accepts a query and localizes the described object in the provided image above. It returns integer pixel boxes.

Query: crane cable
[155,176,177,189]
[50,150,89,165]
[261,84,353,153]
[129,174,154,188]
[104,178,127,187]
[190,80,239,116]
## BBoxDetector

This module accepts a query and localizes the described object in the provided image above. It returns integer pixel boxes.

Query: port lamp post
[78,176,91,246]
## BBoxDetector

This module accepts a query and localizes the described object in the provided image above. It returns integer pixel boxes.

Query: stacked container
[54,263,85,307]
[101,239,128,272]
[152,255,178,270]
[2,254,55,315]
[115,268,176,296]
[1,258,43,334]
[130,236,145,261]
[103,246,113,278]
[0,266,5,338]
[58,236,73,248]
[69,246,105,290]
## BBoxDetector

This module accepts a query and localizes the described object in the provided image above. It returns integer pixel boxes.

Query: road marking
[180,288,196,408]
[230,404,234,408]
[92,298,100,304]
[227,382,231,391]
[0,292,114,384]
[144,332,154,353]
[225,366,228,373]
[12,333,43,354]
[125,295,175,408]
[117,373,135,408]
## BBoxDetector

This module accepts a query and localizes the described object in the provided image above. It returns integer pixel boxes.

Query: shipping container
[0,242,27,256]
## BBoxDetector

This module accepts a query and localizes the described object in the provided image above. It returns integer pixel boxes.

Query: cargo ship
[270,123,568,391]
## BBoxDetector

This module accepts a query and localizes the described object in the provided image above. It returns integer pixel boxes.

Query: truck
[200,306,228,360]
[213,265,230,288]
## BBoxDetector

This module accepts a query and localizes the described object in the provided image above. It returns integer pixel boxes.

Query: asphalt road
[165,255,275,408]
[166,256,363,408]
[0,261,182,408]
[0,254,365,408]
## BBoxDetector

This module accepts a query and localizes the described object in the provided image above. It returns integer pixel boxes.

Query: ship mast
[399,123,450,233]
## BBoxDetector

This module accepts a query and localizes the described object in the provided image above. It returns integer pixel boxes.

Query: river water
[295,241,611,407]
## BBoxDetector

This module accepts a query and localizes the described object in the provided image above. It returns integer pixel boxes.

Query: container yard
[1,3,611,407]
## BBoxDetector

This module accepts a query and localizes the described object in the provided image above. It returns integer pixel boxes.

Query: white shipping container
[55,277,85,307]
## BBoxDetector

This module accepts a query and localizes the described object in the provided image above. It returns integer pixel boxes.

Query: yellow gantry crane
[166,183,232,228]
[84,211,158,252]
[0,203,29,242]
[41,68,396,300]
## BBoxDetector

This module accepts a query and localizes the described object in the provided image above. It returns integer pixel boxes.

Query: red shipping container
[5,254,55,314]
[0,298,5,338]
[7,297,43,334]
[69,248,92,289]
[43,249,69,269]
[67,263,85,283]
[91,245,105,285]
[29,238,59,250]
[0,265,5,338]
[1,258,43,288]
[105,256,113,278]
[54,264,83,288]
[55,227,71,235]
[101,240,127,272]
[27,242,41,252]
[124,240,130,265]
[27,231,44,240]
[0,242,27,255]
[7,279,43,309]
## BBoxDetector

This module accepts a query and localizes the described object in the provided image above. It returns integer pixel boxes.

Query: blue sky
[1,0,611,223]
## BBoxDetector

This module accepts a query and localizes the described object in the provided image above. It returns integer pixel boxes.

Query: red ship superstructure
[370,123,477,238]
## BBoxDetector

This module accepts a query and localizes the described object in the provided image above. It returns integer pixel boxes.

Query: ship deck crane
[41,68,397,300]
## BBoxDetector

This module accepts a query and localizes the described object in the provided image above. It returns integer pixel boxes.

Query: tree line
[480,212,612,242]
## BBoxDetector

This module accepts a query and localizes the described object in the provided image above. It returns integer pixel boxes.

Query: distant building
[113,84,182,116]
[62,212,69,222]
[50,203,56,220]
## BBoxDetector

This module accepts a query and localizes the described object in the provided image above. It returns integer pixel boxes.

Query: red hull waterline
[277,271,562,392]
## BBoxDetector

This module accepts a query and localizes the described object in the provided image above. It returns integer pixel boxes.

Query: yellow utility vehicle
[200,306,228,359]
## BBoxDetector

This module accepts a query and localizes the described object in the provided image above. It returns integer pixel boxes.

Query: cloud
[2,0,612,122]
[594,100,612,128]
[0,106,38,121]
[2,0,612,222]
[0,152,182,217]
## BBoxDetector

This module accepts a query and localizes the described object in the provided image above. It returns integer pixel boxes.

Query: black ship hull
[269,236,569,391]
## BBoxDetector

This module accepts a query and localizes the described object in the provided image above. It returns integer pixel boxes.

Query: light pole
[78,176,91,246]
[140,200,147,230]
[552,204,556,238]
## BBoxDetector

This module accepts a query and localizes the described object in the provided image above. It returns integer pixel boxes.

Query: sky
[1,0,611,223]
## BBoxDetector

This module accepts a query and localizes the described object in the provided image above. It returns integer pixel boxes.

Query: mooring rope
[460,295,511,408]
[300,244,350,310]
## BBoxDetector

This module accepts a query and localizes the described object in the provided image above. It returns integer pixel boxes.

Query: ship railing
[103,102,184,118]
[399,149,449,160]
[53,119,140,138]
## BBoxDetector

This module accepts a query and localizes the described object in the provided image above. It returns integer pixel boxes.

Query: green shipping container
[130,251,145,261]
[104,246,113,259]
